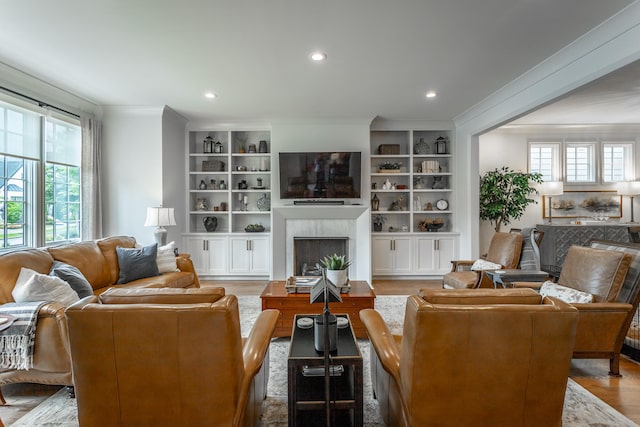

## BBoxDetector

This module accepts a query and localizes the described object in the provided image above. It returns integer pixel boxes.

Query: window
[565,142,596,183]
[529,142,560,181]
[0,97,81,250]
[45,118,81,244]
[529,138,634,185]
[602,142,634,183]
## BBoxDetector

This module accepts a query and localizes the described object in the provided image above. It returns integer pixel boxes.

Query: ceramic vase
[203,216,218,232]
[326,269,348,286]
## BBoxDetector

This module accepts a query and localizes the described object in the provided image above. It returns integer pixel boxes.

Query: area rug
[10,296,639,426]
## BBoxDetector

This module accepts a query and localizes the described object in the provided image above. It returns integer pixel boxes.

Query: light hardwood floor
[1,279,639,425]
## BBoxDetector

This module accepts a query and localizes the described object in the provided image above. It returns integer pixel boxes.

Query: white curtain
[80,116,103,239]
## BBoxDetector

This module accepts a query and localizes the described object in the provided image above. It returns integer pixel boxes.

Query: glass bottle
[210,179,216,189]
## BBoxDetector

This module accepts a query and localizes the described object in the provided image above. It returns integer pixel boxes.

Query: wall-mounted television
[279,152,362,199]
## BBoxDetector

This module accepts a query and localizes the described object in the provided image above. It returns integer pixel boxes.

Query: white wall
[101,107,163,244]
[161,107,188,247]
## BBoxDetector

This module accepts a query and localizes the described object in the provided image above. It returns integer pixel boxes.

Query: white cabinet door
[229,236,270,274]
[415,235,458,274]
[229,237,251,273]
[415,237,436,273]
[372,236,413,274]
[183,236,227,275]
[248,236,270,274]
[392,237,413,273]
[372,237,394,275]
[205,237,228,274]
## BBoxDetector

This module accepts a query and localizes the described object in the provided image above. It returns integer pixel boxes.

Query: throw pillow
[518,227,537,270]
[470,259,502,271]
[49,261,94,298]
[116,244,160,284]
[12,267,80,307]
[156,241,179,274]
[540,281,594,304]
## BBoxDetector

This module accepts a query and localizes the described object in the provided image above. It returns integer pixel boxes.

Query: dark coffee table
[288,314,363,427]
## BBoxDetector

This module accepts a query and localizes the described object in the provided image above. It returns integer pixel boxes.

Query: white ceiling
[510,59,640,126]
[0,0,636,124]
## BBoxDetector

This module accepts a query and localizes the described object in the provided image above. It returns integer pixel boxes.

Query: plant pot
[373,223,382,232]
[326,269,348,286]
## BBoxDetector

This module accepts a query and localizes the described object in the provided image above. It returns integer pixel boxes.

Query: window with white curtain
[529,142,560,181]
[602,142,634,182]
[565,142,596,183]
[0,97,81,250]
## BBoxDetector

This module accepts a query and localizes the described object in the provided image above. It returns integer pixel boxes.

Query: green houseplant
[321,253,352,286]
[479,166,543,232]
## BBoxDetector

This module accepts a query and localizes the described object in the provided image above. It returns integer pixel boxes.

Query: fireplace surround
[272,206,370,281]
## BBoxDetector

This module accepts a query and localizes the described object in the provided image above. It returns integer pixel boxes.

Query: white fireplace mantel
[271,206,371,281]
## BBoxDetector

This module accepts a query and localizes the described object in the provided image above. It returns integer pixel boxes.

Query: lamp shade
[144,207,176,227]
[539,181,564,196]
[617,181,640,196]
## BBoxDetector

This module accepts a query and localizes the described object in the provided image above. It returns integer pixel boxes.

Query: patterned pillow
[470,259,502,271]
[156,241,179,274]
[540,281,593,303]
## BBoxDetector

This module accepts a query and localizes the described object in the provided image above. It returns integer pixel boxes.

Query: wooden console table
[260,281,376,338]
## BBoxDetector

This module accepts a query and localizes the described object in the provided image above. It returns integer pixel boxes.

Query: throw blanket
[0,302,46,370]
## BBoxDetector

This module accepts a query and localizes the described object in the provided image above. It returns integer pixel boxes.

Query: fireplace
[293,237,348,276]
[271,206,370,281]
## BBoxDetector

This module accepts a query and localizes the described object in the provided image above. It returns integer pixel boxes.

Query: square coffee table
[260,281,375,338]
[485,269,551,288]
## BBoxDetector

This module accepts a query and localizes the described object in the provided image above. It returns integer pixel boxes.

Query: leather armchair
[65,287,278,427]
[516,243,637,376]
[443,231,523,289]
[361,289,578,427]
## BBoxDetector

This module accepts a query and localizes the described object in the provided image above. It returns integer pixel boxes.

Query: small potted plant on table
[321,253,352,286]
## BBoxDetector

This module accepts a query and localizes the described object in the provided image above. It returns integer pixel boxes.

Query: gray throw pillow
[116,244,160,284]
[49,261,94,298]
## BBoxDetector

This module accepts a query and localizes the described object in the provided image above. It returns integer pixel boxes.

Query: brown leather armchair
[443,231,523,289]
[515,243,637,376]
[361,289,578,427]
[65,287,278,427]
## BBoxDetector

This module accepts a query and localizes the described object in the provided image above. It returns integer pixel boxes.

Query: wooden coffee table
[260,281,376,338]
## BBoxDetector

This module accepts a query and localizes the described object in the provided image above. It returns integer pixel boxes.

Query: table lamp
[539,181,564,223]
[617,181,640,223]
[144,206,176,245]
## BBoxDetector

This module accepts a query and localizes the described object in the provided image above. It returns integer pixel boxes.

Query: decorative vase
[199,180,207,189]
[257,193,271,211]
[326,269,348,286]
[259,140,268,153]
[203,216,218,232]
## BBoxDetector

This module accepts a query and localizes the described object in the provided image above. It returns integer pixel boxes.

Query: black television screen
[279,152,362,199]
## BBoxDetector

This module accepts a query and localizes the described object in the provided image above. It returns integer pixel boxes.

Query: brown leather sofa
[515,243,636,376]
[361,289,578,427]
[66,288,278,427]
[0,236,200,403]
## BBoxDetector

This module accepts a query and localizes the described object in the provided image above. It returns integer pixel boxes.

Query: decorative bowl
[244,224,265,232]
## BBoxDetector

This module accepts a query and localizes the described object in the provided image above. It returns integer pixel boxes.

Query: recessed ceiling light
[310,51,327,61]
[204,92,217,99]
[425,91,437,98]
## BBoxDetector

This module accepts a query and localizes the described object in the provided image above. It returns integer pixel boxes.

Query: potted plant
[321,253,352,286]
[479,166,543,232]
[373,214,387,232]
[378,161,402,173]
